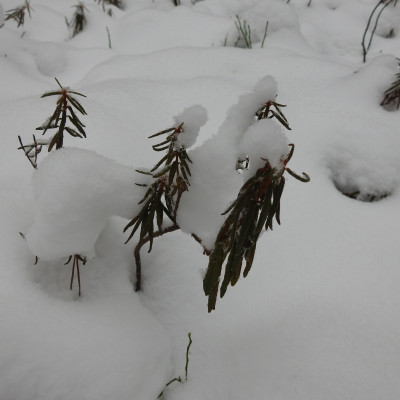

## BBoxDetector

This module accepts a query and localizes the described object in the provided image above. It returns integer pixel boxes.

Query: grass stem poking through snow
[261,21,269,48]
[203,99,309,312]
[158,332,192,399]
[106,26,112,48]
[361,0,398,63]
[234,15,252,49]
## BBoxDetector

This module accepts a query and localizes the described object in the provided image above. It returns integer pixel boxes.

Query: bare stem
[134,224,180,291]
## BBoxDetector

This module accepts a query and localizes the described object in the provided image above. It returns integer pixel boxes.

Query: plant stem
[185,332,192,381]
[133,224,180,291]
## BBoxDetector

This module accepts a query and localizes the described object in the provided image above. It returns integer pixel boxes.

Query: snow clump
[173,105,208,150]
[26,148,145,261]
[238,119,289,177]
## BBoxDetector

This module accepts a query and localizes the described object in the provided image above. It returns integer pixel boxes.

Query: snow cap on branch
[239,119,289,177]
[173,105,207,150]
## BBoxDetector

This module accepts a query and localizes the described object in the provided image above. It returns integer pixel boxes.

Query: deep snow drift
[1,0,400,399]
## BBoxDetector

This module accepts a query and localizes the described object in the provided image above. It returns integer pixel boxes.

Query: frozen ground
[1,0,400,399]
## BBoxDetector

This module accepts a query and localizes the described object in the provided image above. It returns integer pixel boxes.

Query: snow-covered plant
[124,92,308,311]
[4,0,32,28]
[124,106,207,291]
[203,100,309,312]
[67,2,88,38]
[18,78,87,168]
[362,0,398,63]
[380,69,400,110]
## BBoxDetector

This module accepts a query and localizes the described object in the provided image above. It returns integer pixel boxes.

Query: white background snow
[1,0,400,399]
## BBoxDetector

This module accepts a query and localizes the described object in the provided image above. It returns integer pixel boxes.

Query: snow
[239,119,289,176]
[26,148,146,261]
[1,0,400,399]
[173,105,207,149]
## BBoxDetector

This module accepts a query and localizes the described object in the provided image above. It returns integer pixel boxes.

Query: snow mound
[26,148,144,261]
[34,42,67,76]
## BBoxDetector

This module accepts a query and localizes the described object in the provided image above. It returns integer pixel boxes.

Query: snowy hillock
[1,0,400,399]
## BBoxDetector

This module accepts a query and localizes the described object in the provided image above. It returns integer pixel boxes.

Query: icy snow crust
[2,0,400,399]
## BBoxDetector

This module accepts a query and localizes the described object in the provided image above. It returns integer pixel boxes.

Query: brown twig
[66,254,86,296]
[134,224,180,291]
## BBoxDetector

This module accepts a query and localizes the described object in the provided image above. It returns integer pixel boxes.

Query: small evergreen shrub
[18,79,88,296]
[67,2,88,38]
[4,0,33,28]
[18,78,87,168]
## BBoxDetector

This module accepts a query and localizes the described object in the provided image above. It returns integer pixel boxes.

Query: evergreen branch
[5,1,33,27]
[18,78,87,167]
[380,70,400,109]
[68,2,88,38]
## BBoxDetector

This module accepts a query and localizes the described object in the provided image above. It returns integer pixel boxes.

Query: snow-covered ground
[1,0,400,399]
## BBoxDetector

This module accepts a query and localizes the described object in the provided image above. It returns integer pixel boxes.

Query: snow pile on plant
[172,105,207,150]
[238,119,288,176]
